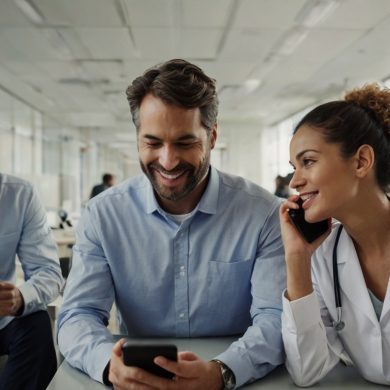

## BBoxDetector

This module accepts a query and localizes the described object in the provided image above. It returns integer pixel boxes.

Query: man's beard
[140,152,211,202]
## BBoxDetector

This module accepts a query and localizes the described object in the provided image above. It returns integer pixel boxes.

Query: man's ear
[210,124,217,149]
[354,144,375,178]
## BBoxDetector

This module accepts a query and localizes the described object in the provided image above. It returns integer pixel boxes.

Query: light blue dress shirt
[0,174,63,330]
[58,167,286,387]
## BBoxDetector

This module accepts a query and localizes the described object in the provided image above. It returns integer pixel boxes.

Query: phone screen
[121,342,177,379]
[288,198,328,243]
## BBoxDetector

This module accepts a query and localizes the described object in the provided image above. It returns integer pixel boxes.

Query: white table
[47,337,386,389]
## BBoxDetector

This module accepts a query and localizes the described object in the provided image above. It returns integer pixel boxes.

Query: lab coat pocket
[207,258,253,321]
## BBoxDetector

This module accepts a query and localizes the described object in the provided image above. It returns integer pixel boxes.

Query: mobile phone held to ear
[121,342,178,379]
[288,198,328,243]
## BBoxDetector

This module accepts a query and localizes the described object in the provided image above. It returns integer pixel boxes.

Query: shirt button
[179,313,185,319]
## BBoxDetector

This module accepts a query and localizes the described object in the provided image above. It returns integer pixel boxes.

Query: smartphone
[288,198,328,243]
[121,342,178,379]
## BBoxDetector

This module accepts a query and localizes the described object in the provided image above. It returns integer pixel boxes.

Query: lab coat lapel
[336,230,378,326]
[380,278,390,323]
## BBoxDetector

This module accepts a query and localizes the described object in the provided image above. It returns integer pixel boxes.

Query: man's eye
[177,143,193,148]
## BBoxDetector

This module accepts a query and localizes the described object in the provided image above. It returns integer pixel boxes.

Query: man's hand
[0,282,24,316]
[109,339,223,390]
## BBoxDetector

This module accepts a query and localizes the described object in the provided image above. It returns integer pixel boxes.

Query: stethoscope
[332,224,345,331]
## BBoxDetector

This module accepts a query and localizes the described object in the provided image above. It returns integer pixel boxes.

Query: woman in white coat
[280,83,390,386]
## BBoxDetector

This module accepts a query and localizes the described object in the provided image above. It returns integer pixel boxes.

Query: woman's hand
[279,195,331,300]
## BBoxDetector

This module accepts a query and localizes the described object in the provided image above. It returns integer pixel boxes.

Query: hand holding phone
[121,342,177,379]
[288,198,328,243]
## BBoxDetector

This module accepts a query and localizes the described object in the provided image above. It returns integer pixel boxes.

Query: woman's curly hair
[294,83,390,192]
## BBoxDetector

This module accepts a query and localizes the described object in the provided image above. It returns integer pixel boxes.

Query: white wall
[217,120,263,186]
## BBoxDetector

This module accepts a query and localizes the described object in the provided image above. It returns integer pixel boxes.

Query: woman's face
[289,125,359,222]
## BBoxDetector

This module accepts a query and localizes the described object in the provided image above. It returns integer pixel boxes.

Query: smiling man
[58,59,286,390]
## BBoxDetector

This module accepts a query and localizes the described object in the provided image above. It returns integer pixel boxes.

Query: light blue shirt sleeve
[214,199,286,387]
[58,168,286,386]
[0,174,63,329]
[57,204,116,382]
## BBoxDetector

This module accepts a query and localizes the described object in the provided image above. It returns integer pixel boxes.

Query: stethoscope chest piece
[333,320,345,331]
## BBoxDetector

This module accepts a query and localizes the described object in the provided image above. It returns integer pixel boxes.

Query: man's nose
[158,145,180,171]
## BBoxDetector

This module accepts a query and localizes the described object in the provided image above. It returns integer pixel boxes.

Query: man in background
[0,174,64,390]
[90,173,114,198]
[58,59,286,389]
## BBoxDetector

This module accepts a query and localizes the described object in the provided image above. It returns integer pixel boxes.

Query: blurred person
[274,175,290,198]
[280,83,390,386]
[90,173,114,198]
[58,59,286,389]
[0,174,64,390]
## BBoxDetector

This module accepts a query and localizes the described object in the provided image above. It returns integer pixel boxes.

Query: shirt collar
[142,166,220,216]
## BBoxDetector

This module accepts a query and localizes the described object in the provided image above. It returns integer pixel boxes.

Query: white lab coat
[282,225,390,386]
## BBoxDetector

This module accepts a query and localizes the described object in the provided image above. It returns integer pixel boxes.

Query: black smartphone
[288,198,328,243]
[121,342,178,379]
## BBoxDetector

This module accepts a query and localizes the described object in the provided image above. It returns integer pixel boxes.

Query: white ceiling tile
[0,0,34,27]
[1,0,390,130]
[123,0,174,27]
[198,61,255,87]
[35,0,123,27]
[179,28,222,59]
[219,28,283,61]
[75,28,137,59]
[234,0,307,29]
[0,27,70,61]
[182,0,234,28]
[131,27,175,59]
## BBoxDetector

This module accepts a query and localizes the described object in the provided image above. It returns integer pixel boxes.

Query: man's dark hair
[102,173,113,185]
[126,59,218,133]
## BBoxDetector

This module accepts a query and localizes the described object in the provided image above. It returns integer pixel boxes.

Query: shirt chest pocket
[207,258,253,316]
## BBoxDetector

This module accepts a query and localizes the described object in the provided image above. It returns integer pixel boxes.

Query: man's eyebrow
[142,134,198,141]
[143,134,161,141]
[176,134,198,141]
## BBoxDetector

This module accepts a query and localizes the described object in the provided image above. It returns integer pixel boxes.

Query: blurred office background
[1,0,390,215]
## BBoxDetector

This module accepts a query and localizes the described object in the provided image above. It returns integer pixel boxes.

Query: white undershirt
[165,211,192,224]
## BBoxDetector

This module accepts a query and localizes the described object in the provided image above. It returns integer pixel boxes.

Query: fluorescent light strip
[14,0,44,24]
[297,0,340,28]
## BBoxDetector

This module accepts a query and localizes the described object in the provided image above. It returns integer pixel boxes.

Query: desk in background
[47,337,385,389]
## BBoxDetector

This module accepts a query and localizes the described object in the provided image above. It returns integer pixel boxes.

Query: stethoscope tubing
[332,224,344,330]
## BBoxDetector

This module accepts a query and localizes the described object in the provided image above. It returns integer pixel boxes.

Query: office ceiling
[1,0,390,139]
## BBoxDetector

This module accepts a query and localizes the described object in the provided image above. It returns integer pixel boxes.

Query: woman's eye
[303,159,314,167]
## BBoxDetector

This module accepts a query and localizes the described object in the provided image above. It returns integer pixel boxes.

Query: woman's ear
[353,144,375,178]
